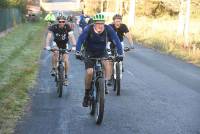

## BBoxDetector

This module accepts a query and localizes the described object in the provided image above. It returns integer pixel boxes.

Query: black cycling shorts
[84,51,108,69]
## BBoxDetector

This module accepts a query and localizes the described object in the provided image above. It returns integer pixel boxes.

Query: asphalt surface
[14,22,200,134]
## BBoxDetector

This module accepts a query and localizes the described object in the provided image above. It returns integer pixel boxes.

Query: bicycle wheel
[116,63,121,96]
[57,65,64,98]
[113,77,116,91]
[95,77,105,125]
[113,63,116,91]
[90,84,96,116]
[90,97,96,116]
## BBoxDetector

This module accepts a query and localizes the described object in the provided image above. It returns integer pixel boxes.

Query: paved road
[14,23,200,134]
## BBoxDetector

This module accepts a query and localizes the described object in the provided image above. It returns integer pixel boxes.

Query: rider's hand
[116,55,123,62]
[45,46,51,51]
[75,51,82,60]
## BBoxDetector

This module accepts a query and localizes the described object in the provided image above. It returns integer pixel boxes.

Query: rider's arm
[68,31,76,46]
[125,32,134,48]
[76,25,90,52]
[123,24,134,47]
[107,25,123,55]
[45,31,53,48]
[65,24,76,46]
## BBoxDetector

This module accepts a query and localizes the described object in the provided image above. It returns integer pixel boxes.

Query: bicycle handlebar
[48,48,72,53]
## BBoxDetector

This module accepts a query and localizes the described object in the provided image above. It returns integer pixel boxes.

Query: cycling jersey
[76,24,123,56]
[45,14,56,22]
[79,15,92,30]
[49,24,73,48]
[109,23,129,42]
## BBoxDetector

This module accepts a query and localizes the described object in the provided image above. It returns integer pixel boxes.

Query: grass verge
[0,21,46,134]
[130,16,200,66]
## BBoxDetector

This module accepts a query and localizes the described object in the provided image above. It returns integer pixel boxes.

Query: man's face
[114,18,122,28]
[58,19,65,28]
[94,21,105,33]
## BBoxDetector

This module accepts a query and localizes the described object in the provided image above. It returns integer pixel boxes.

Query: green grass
[129,16,200,66]
[0,21,46,134]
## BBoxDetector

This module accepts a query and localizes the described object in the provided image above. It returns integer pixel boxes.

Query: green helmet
[93,13,105,22]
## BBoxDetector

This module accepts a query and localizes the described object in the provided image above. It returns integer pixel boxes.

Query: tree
[177,0,191,48]
[128,0,136,28]
[184,0,190,47]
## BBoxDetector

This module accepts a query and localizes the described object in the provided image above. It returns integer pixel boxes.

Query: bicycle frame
[111,49,123,80]
[88,57,105,124]
[90,59,104,99]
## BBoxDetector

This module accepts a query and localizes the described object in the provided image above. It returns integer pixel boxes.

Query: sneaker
[107,79,112,86]
[82,95,90,107]
[51,68,56,76]
[82,90,90,107]
[64,75,68,86]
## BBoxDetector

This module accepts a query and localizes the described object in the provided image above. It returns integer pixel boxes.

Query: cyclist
[67,14,76,30]
[78,12,93,33]
[44,11,56,26]
[110,14,134,50]
[106,14,134,86]
[75,13,123,107]
[45,15,76,85]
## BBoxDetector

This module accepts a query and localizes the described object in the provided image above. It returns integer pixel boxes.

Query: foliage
[0,0,27,9]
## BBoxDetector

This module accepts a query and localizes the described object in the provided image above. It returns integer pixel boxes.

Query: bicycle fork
[113,62,123,79]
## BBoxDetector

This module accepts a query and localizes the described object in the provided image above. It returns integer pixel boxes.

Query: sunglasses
[59,21,65,23]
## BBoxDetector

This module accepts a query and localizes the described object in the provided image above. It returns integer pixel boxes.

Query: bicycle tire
[90,84,96,116]
[57,65,64,98]
[95,78,105,125]
[90,97,96,116]
[116,63,121,96]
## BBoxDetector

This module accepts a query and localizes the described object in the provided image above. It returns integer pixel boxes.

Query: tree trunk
[115,0,119,13]
[177,0,184,36]
[128,0,135,28]
[101,0,103,12]
[119,0,123,15]
[184,0,190,47]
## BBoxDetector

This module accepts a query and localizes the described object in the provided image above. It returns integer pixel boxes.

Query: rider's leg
[82,58,95,107]
[63,53,69,85]
[51,51,58,76]
[85,68,93,90]
[51,42,58,76]
[52,52,58,68]
[103,60,112,81]
[63,53,69,76]
[82,68,93,107]
[103,61,112,94]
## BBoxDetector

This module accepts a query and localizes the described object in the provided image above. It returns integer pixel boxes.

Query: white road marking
[126,70,134,76]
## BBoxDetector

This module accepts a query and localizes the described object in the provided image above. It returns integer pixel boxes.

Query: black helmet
[113,14,122,20]
[57,15,66,21]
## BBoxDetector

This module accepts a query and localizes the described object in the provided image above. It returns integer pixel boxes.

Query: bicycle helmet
[57,15,66,21]
[113,14,122,20]
[93,13,105,22]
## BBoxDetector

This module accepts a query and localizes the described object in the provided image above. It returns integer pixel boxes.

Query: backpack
[82,24,108,49]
